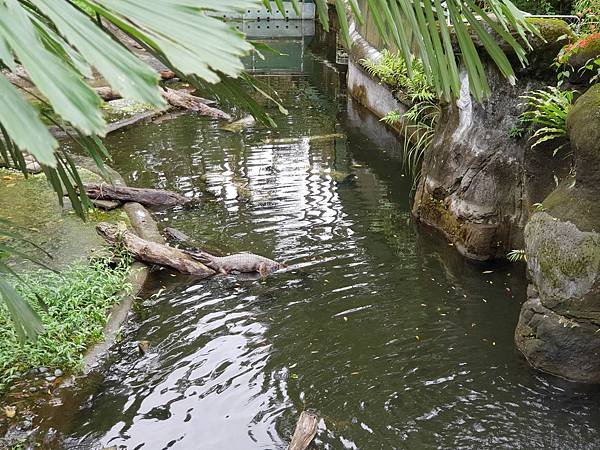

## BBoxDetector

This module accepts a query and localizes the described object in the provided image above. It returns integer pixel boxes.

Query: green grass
[0,252,131,392]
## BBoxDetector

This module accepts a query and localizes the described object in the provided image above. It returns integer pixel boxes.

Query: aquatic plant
[0,251,131,392]
[516,87,575,154]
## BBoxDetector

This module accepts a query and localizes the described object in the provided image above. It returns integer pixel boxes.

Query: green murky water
[49,35,600,449]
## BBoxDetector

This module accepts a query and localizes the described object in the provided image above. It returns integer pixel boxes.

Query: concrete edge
[346,22,418,139]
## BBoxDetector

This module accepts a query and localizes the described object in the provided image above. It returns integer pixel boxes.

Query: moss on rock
[526,17,576,44]
[525,212,600,318]
[566,33,600,68]
[566,84,600,186]
[101,98,157,123]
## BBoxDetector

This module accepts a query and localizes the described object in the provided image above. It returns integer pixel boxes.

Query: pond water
[55,35,600,449]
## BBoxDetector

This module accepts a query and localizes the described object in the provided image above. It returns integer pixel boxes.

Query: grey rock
[45,376,56,382]
[18,419,32,431]
[54,369,63,378]
[413,50,570,260]
[515,85,600,383]
[28,387,37,393]
[38,367,48,374]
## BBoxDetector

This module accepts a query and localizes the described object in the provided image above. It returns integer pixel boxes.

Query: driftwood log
[96,223,214,277]
[83,182,192,208]
[289,411,319,450]
[161,87,231,120]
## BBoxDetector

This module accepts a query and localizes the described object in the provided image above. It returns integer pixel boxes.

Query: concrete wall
[346,23,410,136]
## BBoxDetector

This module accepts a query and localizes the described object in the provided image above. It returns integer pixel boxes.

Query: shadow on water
[36,32,600,450]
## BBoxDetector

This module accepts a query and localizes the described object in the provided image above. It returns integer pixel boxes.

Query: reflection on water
[56,36,600,449]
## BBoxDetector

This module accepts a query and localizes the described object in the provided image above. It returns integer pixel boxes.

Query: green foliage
[517,87,575,155]
[0,251,131,392]
[400,101,440,180]
[511,0,572,14]
[381,111,402,125]
[361,50,436,103]
[573,0,600,34]
[556,33,600,86]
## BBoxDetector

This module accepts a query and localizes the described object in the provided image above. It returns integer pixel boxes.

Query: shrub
[556,33,600,85]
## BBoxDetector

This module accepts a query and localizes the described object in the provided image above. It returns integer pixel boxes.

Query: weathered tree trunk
[83,182,192,207]
[161,87,231,120]
[289,411,319,450]
[96,223,214,277]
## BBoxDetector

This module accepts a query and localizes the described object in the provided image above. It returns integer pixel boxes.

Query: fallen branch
[161,87,231,120]
[289,411,319,450]
[96,223,214,277]
[83,182,192,208]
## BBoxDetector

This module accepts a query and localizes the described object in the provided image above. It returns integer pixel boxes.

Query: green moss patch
[0,168,129,271]
[526,17,575,44]
[101,98,158,123]
[0,253,131,392]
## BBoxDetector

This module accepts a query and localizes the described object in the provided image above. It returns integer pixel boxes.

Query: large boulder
[412,18,573,260]
[515,84,600,383]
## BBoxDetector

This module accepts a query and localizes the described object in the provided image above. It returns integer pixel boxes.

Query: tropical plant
[0,250,131,391]
[511,0,571,14]
[516,86,575,154]
[361,50,436,103]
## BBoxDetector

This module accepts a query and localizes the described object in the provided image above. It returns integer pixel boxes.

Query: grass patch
[0,252,131,392]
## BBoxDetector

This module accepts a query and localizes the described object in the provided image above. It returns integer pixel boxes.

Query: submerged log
[289,411,319,450]
[96,223,214,277]
[161,87,231,120]
[83,182,192,208]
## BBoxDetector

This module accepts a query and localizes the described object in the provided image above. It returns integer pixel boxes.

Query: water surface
[60,35,600,449]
